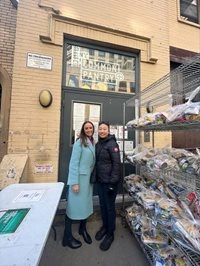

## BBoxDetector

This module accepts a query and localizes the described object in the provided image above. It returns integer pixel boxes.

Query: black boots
[62,216,92,248]
[95,227,114,251]
[79,229,92,244]
[95,227,107,241]
[62,215,82,249]
[79,219,92,244]
[99,234,114,251]
[62,236,82,249]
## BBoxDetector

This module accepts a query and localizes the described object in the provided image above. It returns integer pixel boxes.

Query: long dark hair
[79,121,94,147]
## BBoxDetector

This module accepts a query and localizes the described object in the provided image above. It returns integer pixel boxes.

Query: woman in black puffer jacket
[95,121,121,251]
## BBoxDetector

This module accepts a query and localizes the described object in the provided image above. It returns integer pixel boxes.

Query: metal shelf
[124,164,200,266]
[125,217,154,266]
[169,235,200,266]
[125,54,200,109]
[125,160,200,193]
[124,183,200,266]
[139,166,200,194]
[123,54,200,265]
[127,120,200,131]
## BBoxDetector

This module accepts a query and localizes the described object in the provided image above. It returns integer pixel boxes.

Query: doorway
[58,87,134,197]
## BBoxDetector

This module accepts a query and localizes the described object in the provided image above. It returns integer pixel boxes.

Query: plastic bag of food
[165,86,200,122]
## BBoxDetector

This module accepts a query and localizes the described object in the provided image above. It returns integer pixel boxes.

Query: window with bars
[180,0,200,24]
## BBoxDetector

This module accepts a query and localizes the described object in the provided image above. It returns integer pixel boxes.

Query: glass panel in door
[71,102,101,144]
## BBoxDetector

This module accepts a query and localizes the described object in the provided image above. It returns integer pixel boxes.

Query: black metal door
[58,87,134,198]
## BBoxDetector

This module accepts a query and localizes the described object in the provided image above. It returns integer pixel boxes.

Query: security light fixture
[39,90,53,108]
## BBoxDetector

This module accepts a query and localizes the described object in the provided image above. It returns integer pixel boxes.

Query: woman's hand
[72,184,79,193]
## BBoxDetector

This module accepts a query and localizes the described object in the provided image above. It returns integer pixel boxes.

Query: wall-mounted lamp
[39,90,53,108]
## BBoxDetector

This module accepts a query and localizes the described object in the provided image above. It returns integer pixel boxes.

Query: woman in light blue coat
[62,121,95,249]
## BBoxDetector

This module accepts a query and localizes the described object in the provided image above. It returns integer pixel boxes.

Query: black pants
[63,215,87,239]
[97,182,118,235]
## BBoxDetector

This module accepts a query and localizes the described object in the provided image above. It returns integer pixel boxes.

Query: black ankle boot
[62,236,82,249]
[99,234,114,251]
[79,229,92,244]
[95,227,107,241]
[62,215,82,249]
[79,219,92,244]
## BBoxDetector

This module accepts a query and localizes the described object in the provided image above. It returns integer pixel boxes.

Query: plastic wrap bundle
[126,86,200,127]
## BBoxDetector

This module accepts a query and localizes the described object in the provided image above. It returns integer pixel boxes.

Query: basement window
[180,0,200,24]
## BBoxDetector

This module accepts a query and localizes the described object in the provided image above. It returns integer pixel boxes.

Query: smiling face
[98,123,109,139]
[84,122,94,138]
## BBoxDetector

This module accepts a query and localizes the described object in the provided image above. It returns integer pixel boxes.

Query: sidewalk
[39,212,150,266]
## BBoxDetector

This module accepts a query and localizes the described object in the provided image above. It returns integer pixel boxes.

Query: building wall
[9,0,63,183]
[43,0,170,87]
[0,0,17,162]
[0,0,17,78]
[9,0,200,183]
[169,1,200,52]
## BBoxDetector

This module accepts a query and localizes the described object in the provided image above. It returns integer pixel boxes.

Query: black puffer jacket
[95,134,121,184]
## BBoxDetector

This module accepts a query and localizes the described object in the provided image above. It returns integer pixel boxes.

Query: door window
[71,102,101,144]
[65,44,136,94]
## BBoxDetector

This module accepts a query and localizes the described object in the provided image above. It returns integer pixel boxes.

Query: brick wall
[169,1,200,52]
[9,0,200,183]
[0,0,17,162]
[0,0,17,78]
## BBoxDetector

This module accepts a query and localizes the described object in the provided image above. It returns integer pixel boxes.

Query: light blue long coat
[66,138,95,220]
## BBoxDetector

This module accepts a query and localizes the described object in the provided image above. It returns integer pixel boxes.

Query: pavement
[39,209,150,266]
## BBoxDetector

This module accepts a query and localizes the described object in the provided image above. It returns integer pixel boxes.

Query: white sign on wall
[27,53,53,70]
[34,164,53,174]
